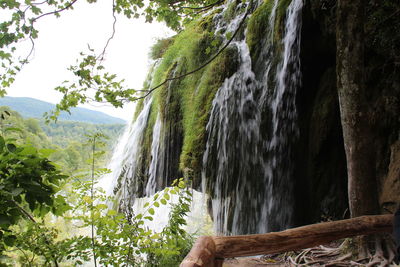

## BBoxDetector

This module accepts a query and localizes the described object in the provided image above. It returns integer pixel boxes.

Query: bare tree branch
[177,0,223,11]
[32,0,79,22]
[97,0,118,62]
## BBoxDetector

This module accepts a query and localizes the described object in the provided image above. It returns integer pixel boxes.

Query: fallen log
[180,236,222,267]
[180,214,393,266]
[213,214,393,258]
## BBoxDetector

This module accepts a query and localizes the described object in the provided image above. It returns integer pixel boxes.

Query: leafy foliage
[0,111,69,251]
[47,48,139,121]
[0,122,195,266]
[11,222,92,266]
[3,176,194,266]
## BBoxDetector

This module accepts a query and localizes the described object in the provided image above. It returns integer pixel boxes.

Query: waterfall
[99,98,153,210]
[266,0,303,231]
[146,114,162,196]
[202,0,303,235]
[100,106,210,233]
[102,0,304,236]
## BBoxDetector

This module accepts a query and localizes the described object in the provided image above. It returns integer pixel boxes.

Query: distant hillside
[0,96,126,124]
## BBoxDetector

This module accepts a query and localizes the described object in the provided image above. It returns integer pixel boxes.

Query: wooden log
[180,236,218,267]
[213,214,393,258]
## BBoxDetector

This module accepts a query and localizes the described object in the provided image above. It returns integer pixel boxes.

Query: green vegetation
[0,110,68,252]
[246,0,292,62]
[149,37,176,60]
[2,153,193,266]
[0,106,124,174]
[0,107,195,266]
[40,121,123,148]
[179,46,238,179]
[246,0,274,59]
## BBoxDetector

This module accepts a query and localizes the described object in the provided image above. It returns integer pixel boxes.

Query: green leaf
[39,148,56,157]
[6,143,16,152]
[96,204,108,210]
[148,208,155,215]
[178,180,185,188]
[0,136,5,151]
[144,216,153,221]
[10,188,23,196]
[107,210,117,216]
[4,127,22,133]
[20,145,36,155]
[0,215,11,225]
[4,235,16,246]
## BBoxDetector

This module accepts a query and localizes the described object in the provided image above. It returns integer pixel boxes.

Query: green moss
[275,0,292,40]
[179,46,239,183]
[246,0,293,61]
[133,98,145,121]
[246,0,274,60]
[149,36,176,60]
[224,0,238,21]
[139,12,240,185]
[150,24,205,92]
[199,9,222,32]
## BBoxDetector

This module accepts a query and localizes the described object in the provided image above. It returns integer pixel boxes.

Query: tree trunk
[336,0,379,219]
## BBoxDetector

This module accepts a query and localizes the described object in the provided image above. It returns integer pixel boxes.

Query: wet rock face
[295,0,400,223]
[380,141,400,213]
[158,70,184,191]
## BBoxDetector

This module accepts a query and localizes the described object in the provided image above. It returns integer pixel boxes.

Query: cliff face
[113,0,400,234]
[299,0,400,221]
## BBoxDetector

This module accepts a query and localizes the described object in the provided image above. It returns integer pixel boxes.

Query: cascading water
[145,114,162,196]
[103,0,303,236]
[99,98,153,210]
[202,0,303,235]
[266,0,303,232]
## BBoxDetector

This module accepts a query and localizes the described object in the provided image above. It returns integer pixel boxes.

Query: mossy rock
[180,45,239,187]
[149,36,176,60]
[246,0,293,63]
[130,7,241,190]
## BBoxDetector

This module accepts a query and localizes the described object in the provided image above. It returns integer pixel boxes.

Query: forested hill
[0,106,125,173]
[0,96,126,124]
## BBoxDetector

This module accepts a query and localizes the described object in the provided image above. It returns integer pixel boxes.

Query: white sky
[6,0,173,121]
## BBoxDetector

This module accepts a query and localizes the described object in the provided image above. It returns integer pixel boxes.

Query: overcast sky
[6,0,173,121]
